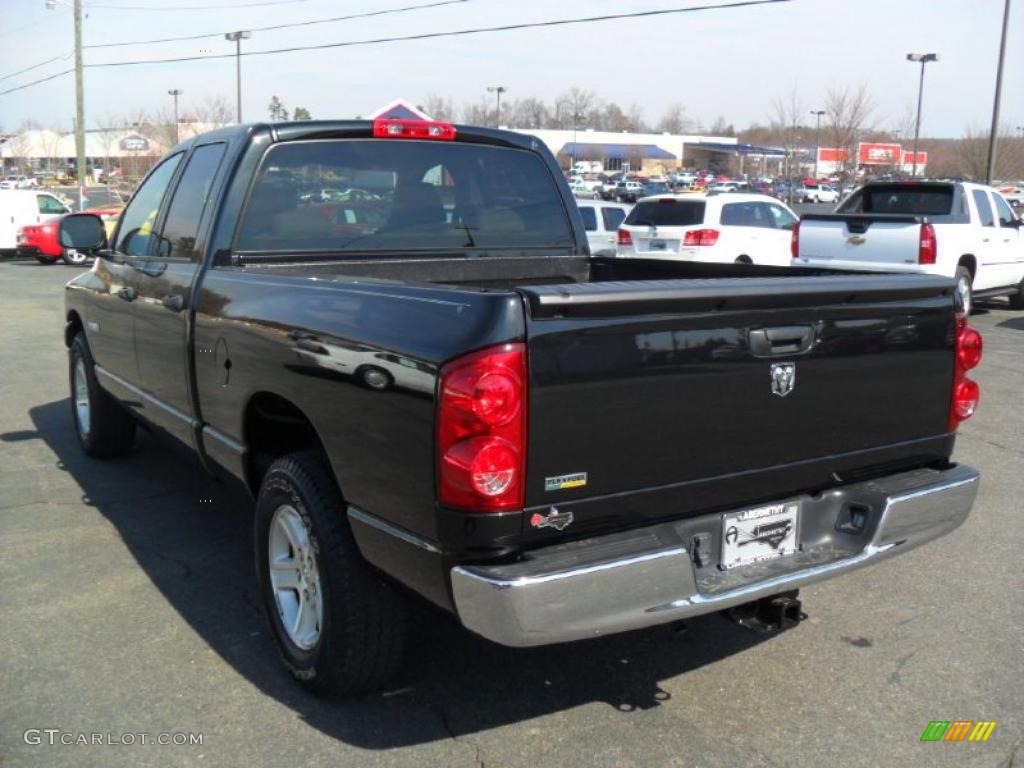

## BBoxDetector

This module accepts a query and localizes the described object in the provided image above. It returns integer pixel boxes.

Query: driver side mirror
[59,213,107,252]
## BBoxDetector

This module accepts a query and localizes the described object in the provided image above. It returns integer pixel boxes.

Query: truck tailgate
[518,274,957,538]
[796,213,923,270]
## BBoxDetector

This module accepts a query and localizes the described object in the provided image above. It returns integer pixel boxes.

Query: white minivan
[0,190,71,250]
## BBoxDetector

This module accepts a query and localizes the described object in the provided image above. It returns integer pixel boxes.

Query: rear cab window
[234,140,573,255]
[838,184,955,221]
[624,199,706,227]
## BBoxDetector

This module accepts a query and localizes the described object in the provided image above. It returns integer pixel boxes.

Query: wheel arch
[958,254,977,280]
[65,310,84,348]
[242,391,332,497]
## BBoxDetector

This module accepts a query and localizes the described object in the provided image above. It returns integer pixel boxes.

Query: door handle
[116,287,136,302]
[748,325,816,357]
[161,294,185,312]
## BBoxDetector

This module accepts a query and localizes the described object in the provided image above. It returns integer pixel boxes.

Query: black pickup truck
[60,119,982,695]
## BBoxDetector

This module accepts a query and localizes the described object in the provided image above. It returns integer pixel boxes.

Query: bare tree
[824,84,874,181]
[94,112,123,176]
[507,97,549,129]
[193,95,234,129]
[554,88,598,129]
[420,94,456,122]
[460,98,491,126]
[625,103,649,133]
[772,86,805,183]
[656,103,691,134]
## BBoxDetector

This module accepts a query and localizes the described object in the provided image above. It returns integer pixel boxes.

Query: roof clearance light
[372,118,456,141]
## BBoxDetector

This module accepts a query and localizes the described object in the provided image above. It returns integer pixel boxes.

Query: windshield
[235,139,574,254]
[625,199,706,227]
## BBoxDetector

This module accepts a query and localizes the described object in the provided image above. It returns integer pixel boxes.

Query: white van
[0,190,71,250]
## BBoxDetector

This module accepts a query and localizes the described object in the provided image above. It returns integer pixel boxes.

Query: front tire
[955,266,973,315]
[1008,275,1024,310]
[69,332,136,457]
[255,451,408,696]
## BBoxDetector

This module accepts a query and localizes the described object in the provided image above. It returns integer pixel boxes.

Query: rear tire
[69,332,136,457]
[735,255,753,265]
[955,266,973,315]
[255,451,408,696]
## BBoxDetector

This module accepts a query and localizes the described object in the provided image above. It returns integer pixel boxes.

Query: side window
[155,144,227,262]
[578,206,597,232]
[766,203,798,231]
[37,194,67,214]
[602,207,626,232]
[115,153,183,256]
[721,202,763,226]
[992,194,1017,228]
[971,189,994,227]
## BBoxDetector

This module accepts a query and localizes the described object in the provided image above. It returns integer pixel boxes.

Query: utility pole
[810,109,825,179]
[486,85,506,128]
[48,0,87,206]
[985,0,1011,185]
[168,89,183,145]
[225,31,251,123]
[907,52,939,177]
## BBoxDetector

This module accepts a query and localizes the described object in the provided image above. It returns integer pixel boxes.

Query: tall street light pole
[486,85,506,128]
[985,0,1012,185]
[810,109,825,179]
[907,52,939,178]
[168,89,183,145]
[225,31,251,123]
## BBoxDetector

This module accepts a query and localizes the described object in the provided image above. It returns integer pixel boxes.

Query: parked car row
[0,174,39,189]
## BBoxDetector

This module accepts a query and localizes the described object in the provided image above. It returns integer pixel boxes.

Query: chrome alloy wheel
[268,504,323,650]
[74,357,91,438]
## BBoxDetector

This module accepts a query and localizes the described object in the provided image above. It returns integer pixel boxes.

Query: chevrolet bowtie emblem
[847,235,866,245]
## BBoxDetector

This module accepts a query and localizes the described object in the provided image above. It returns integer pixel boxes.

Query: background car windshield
[625,200,706,227]
[235,140,573,253]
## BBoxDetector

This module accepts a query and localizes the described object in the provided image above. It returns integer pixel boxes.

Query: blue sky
[0,0,1020,136]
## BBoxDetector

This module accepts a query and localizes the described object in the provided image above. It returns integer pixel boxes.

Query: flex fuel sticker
[545,472,587,492]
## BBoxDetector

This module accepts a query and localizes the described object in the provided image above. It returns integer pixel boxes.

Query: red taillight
[617,228,632,246]
[948,318,982,430]
[791,220,801,258]
[372,118,456,140]
[918,222,937,264]
[437,343,526,511]
[683,228,720,246]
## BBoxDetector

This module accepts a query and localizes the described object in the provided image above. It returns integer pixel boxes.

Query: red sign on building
[816,147,848,163]
[902,150,927,167]
[858,142,902,165]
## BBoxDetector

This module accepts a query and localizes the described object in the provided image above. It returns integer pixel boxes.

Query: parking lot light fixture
[168,89,183,145]
[486,86,506,128]
[810,110,825,179]
[225,31,252,123]
[906,52,939,177]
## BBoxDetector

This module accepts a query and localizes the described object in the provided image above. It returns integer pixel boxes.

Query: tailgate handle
[748,326,815,357]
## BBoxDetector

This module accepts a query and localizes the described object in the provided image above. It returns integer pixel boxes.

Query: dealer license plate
[721,501,800,570]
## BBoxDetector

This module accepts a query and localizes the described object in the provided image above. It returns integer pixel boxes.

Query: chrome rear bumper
[451,464,979,647]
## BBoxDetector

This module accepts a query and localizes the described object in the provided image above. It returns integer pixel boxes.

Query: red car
[18,206,121,266]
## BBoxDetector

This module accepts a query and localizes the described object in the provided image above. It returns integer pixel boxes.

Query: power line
[0,0,789,97]
[85,0,315,10]
[0,68,75,97]
[84,0,470,49]
[0,53,73,84]
[85,0,790,68]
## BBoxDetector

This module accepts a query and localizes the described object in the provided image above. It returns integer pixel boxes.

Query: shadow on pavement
[9,398,775,749]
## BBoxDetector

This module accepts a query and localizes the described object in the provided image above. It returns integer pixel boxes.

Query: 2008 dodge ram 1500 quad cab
[60,119,982,695]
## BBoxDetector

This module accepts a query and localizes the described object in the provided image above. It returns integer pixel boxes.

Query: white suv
[797,183,838,203]
[615,193,800,266]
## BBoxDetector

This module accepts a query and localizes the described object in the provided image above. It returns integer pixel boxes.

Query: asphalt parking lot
[0,260,1020,768]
